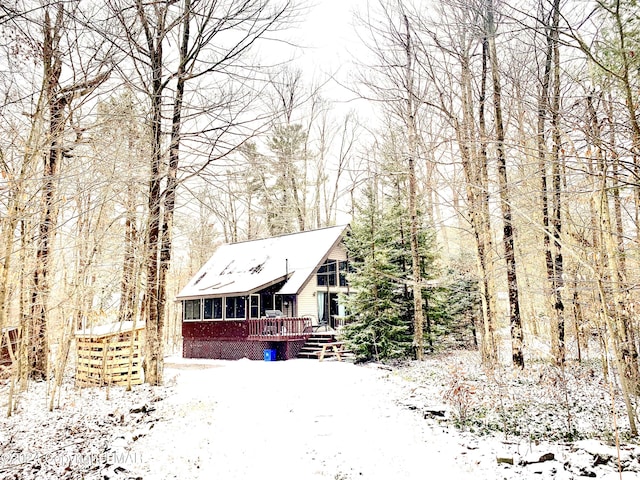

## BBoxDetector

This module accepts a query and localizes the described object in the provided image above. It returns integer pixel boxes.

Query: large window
[204,298,223,320]
[339,260,350,287]
[317,259,337,286]
[225,296,246,319]
[183,299,201,320]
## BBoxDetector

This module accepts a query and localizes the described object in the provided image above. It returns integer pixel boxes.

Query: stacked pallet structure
[75,321,145,387]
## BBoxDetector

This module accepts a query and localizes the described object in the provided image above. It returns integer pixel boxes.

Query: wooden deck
[247,317,313,341]
[183,318,312,341]
[182,318,314,360]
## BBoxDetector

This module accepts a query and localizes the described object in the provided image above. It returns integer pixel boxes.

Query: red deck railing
[247,317,313,340]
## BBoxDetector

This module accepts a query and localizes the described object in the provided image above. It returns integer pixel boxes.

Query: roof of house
[176,225,349,299]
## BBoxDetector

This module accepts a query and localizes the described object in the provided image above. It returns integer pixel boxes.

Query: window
[327,261,337,286]
[339,260,349,287]
[225,296,246,319]
[249,295,260,319]
[183,299,201,321]
[203,298,222,320]
[317,259,337,286]
[262,293,274,313]
[317,263,327,286]
[274,294,283,312]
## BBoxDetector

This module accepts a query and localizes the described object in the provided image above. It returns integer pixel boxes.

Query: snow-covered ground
[128,357,479,479]
[1,352,639,479]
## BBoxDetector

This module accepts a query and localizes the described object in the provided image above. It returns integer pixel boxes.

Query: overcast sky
[281,0,363,107]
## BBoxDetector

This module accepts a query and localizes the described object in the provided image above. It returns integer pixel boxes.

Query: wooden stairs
[297,332,337,359]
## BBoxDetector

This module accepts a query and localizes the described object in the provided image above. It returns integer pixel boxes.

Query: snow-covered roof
[176,225,348,299]
[75,321,146,338]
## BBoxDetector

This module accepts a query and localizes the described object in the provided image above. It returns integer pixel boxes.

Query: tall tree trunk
[403,14,425,360]
[139,0,166,385]
[587,93,638,434]
[537,1,557,359]
[486,0,524,368]
[609,0,640,238]
[454,44,497,365]
[0,88,43,359]
[476,32,498,365]
[30,5,66,380]
[157,0,191,377]
[597,178,638,435]
[118,183,139,324]
[28,2,109,380]
[549,0,565,363]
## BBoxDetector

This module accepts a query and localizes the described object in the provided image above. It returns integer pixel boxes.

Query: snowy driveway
[128,358,475,480]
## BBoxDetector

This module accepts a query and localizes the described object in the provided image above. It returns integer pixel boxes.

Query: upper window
[317,259,337,286]
[225,296,246,320]
[183,299,201,320]
[339,261,351,287]
[204,298,223,320]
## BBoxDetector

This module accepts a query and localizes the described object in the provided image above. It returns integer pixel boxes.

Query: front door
[317,292,340,327]
[329,292,339,328]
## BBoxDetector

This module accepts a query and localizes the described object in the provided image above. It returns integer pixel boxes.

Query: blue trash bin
[263,349,276,361]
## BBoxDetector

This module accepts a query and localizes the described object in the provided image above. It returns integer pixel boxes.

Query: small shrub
[442,364,477,425]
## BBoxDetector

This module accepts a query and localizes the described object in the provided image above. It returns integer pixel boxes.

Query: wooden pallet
[75,322,144,387]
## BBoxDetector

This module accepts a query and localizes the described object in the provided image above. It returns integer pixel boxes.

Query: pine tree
[342,187,412,361]
[433,265,482,350]
[344,173,479,360]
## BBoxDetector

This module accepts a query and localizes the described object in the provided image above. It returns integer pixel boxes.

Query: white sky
[295,0,357,77]
[280,0,365,109]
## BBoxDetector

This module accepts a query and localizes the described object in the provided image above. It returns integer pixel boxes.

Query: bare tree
[415,0,499,364]
[9,2,112,380]
[108,0,295,384]
[483,0,524,367]
[536,0,566,364]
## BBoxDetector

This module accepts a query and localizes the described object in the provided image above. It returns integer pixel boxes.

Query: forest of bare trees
[0,0,639,428]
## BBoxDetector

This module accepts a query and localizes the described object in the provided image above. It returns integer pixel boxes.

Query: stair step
[297,353,319,359]
[296,331,340,359]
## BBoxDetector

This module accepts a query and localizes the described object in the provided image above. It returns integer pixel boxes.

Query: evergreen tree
[342,187,412,361]
[427,266,482,351]
[343,178,478,359]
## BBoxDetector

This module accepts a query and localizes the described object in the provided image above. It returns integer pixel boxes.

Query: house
[176,225,351,360]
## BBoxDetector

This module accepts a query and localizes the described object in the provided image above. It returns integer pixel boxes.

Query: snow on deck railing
[247,317,312,338]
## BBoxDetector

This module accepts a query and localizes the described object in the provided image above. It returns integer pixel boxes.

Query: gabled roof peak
[176,224,349,299]
[226,224,349,246]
